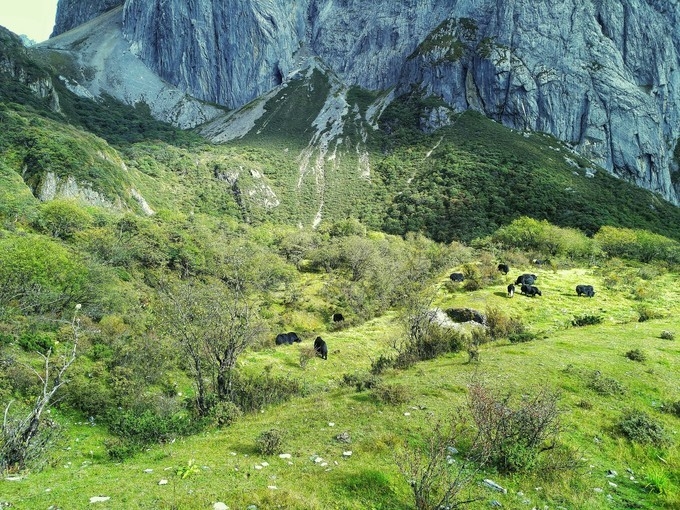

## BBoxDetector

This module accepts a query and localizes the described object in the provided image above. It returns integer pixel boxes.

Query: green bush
[369,354,394,375]
[373,383,412,405]
[0,234,92,315]
[104,407,196,447]
[508,331,538,343]
[486,306,526,340]
[595,226,680,264]
[17,331,54,354]
[637,304,663,322]
[210,401,243,427]
[35,199,93,239]
[587,371,625,396]
[341,372,381,392]
[104,438,139,462]
[230,371,304,414]
[571,314,603,327]
[660,330,675,340]
[617,410,670,446]
[662,401,680,418]
[255,428,285,455]
[625,349,647,362]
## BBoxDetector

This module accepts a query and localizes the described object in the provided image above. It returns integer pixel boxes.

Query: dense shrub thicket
[0,206,460,463]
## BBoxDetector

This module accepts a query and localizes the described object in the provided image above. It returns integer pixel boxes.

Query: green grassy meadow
[3,263,679,510]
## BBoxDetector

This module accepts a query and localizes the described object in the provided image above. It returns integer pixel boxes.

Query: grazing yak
[332,313,345,322]
[449,272,465,282]
[275,332,301,345]
[314,336,328,360]
[507,284,515,297]
[497,263,510,275]
[515,273,537,285]
[521,284,542,297]
[576,285,595,297]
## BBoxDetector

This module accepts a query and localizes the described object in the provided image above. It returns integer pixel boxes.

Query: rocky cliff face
[0,27,61,112]
[54,0,680,204]
[51,0,123,37]
[398,0,680,203]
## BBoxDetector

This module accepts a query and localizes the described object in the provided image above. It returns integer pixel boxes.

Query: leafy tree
[0,234,91,317]
[157,276,263,416]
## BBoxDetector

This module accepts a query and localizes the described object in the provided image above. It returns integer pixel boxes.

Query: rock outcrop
[51,0,123,37]
[0,27,61,112]
[39,8,222,129]
[53,0,680,204]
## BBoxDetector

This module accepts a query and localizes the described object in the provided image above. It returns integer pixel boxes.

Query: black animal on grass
[497,263,510,275]
[449,272,465,282]
[507,284,515,297]
[520,285,542,297]
[515,273,537,285]
[275,332,301,345]
[576,285,595,297]
[332,313,345,322]
[314,336,328,360]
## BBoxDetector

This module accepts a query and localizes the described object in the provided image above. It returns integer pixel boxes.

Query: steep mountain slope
[91,0,680,204]
[5,20,680,241]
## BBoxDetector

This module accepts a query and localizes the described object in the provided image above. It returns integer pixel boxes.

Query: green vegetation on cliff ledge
[376,96,680,242]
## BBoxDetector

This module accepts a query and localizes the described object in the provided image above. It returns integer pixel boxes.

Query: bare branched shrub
[1,307,81,472]
[299,346,317,369]
[395,416,482,510]
[467,381,562,473]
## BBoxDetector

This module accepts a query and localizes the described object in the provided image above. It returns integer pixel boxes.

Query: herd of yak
[449,263,595,298]
[275,263,595,360]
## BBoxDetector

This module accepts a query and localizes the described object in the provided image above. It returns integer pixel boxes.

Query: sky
[0,0,59,43]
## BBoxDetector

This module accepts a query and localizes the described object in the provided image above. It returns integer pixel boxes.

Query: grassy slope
[3,264,679,510]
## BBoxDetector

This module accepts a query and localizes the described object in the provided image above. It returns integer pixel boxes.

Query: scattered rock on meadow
[159,479,168,485]
[482,479,507,494]
[279,453,292,459]
[213,503,229,510]
[89,496,111,503]
[335,431,351,443]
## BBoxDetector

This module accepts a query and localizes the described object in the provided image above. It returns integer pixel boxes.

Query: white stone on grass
[89,496,111,503]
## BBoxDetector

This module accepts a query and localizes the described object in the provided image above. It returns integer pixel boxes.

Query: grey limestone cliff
[51,0,123,37]
[54,0,680,204]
